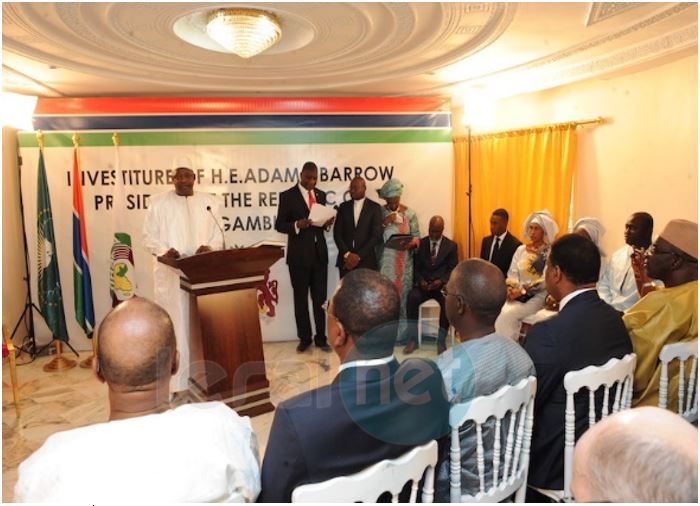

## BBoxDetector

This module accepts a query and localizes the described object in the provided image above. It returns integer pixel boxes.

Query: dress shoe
[316,343,332,352]
[296,341,312,353]
[403,341,417,354]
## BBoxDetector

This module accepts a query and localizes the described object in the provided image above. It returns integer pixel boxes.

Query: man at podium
[143,156,224,395]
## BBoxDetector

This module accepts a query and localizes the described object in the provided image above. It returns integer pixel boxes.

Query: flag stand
[79,338,96,369]
[43,341,76,372]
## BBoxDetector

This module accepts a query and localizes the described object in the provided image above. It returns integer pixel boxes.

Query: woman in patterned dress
[377,179,420,343]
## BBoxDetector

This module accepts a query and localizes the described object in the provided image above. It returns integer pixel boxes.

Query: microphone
[206,205,226,250]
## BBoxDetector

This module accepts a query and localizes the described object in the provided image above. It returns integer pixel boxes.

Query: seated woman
[376,178,420,344]
[495,210,559,341]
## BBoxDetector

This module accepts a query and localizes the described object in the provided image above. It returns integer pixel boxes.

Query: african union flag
[37,149,69,342]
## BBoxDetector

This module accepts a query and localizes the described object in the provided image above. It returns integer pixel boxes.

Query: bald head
[97,297,177,387]
[572,407,698,502]
[428,216,445,241]
[449,258,506,328]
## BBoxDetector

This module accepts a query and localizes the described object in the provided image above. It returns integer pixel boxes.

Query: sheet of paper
[308,204,336,226]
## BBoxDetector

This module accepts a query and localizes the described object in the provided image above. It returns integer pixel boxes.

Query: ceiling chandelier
[206,8,282,59]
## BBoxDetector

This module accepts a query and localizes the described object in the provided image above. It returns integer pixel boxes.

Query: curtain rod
[453,116,605,140]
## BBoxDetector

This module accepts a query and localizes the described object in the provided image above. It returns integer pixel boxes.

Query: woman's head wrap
[377,178,404,200]
[523,209,559,244]
[573,217,606,248]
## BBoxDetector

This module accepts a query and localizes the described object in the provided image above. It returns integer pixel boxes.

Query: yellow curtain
[454,123,577,258]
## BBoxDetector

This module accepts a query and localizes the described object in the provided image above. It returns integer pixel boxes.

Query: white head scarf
[523,209,559,244]
[572,217,606,249]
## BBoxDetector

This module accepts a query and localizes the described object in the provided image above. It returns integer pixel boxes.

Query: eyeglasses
[646,244,674,257]
[322,300,342,324]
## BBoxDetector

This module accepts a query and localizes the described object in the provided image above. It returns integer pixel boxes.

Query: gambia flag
[110,138,136,306]
[37,149,69,342]
[72,146,95,337]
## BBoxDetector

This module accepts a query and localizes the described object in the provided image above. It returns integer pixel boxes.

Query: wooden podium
[158,245,283,416]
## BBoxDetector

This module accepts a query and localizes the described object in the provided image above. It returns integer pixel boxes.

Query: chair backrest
[291,440,438,503]
[659,339,698,422]
[448,376,537,503]
[562,353,637,501]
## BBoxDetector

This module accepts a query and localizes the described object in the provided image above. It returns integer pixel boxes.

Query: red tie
[308,190,315,208]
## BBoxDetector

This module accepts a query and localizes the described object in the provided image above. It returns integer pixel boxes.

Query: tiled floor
[2,340,440,501]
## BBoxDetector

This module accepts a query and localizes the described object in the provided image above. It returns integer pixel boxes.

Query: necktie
[308,190,315,208]
[489,236,500,262]
[431,241,438,264]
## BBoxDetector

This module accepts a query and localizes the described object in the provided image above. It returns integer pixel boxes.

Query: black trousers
[289,258,327,345]
[405,287,449,346]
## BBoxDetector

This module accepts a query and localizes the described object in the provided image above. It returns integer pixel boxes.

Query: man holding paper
[275,161,335,352]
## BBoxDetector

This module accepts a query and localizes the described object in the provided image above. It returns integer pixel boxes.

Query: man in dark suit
[258,269,450,502]
[480,208,522,277]
[333,176,383,277]
[523,234,632,499]
[275,161,334,353]
[403,216,458,355]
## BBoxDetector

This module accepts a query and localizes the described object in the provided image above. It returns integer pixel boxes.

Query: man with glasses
[433,258,535,501]
[624,219,698,409]
[259,268,449,502]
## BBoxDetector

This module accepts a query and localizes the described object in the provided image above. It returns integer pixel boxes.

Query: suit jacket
[414,236,458,286]
[275,185,328,269]
[333,198,383,270]
[523,290,632,490]
[258,358,450,502]
[480,231,522,277]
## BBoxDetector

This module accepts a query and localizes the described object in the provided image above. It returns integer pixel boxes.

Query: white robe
[15,402,261,502]
[597,244,639,312]
[142,190,224,392]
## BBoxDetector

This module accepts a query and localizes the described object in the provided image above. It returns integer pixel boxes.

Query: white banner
[19,142,454,350]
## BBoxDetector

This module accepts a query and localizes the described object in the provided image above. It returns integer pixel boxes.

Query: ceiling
[2,2,697,99]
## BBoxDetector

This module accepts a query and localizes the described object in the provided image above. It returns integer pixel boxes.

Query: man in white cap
[624,218,698,409]
[143,156,224,395]
[571,407,697,503]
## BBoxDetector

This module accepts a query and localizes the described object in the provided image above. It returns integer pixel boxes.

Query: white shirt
[353,197,365,226]
[488,231,507,262]
[14,402,261,502]
[338,355,395,373]
[559,287,598,311]
[299,183,314,209]
[597,244,639,311]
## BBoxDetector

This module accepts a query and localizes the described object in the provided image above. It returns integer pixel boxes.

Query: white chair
[659,339,698,423]
[540,353,636,502]
[291,440,438,503]
[449,376,537,503]
[418,299,441,347]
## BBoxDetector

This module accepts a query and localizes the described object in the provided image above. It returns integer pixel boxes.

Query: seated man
[404,215,458,354]
[624,219,698,409]
[259,269,450,502]
[598,212,654,311]
[480,208,522,277]
[571,407,697,503]
[14,297,260,503]
[434,259,535,501]
[524,234,632,498]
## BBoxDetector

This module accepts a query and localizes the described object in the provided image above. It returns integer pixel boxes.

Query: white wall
[2,127,29,339]
[463,53,698,255]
